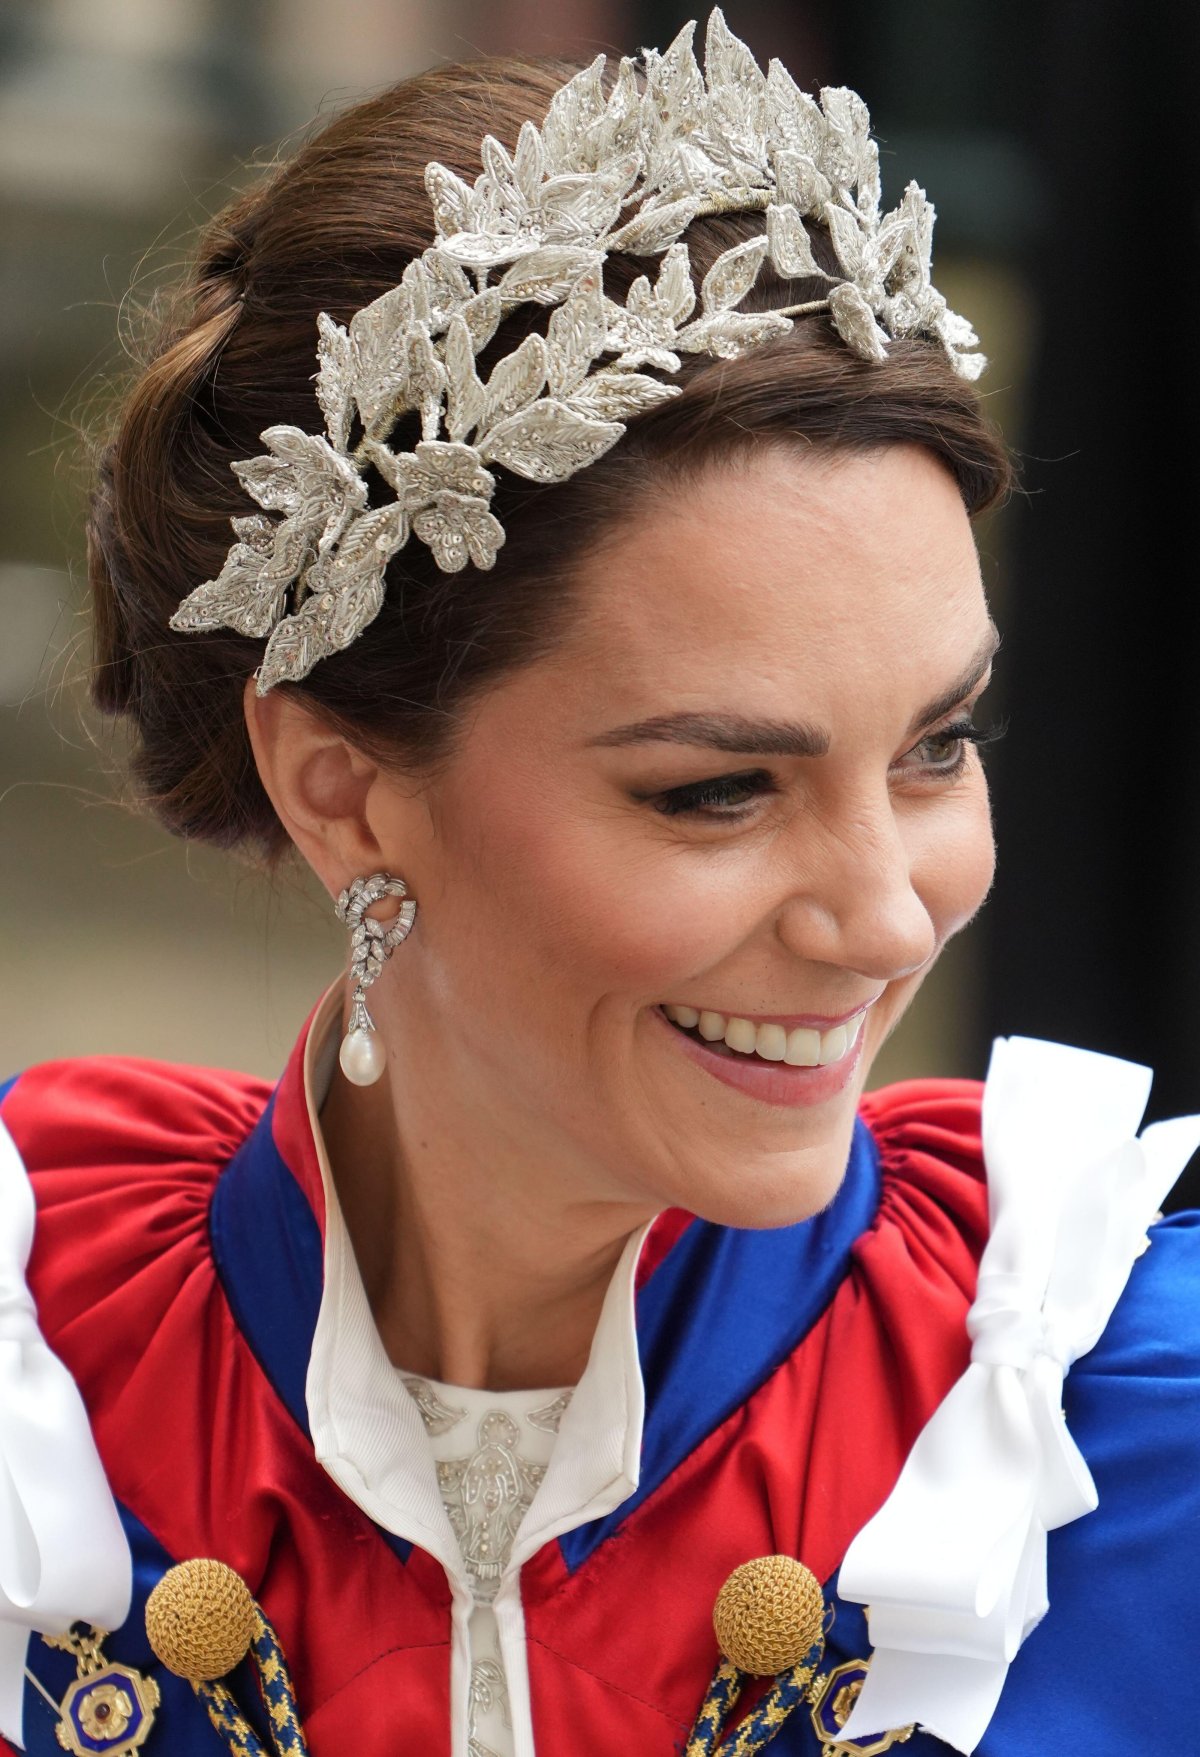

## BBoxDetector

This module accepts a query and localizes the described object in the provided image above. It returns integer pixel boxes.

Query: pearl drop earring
[333,873,417,1086]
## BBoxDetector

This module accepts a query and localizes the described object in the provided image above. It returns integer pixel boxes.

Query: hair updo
[88,56,1011,861]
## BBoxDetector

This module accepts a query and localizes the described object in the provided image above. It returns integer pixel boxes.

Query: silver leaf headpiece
[170,9,985,693]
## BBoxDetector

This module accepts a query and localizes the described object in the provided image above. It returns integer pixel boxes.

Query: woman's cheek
[914,776,996,945]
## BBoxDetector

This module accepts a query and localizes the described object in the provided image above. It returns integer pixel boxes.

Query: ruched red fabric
[1,1041,987,1757]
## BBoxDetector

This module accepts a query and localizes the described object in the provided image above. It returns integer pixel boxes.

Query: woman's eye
[650,769,775,818]
[903,717,1004,776]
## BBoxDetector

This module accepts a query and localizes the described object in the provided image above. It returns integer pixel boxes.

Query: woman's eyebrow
[585,711,830,757]
[586,625,1001,758]
[905,624,1001,735]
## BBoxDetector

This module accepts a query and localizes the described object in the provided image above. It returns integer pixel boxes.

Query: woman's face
[373,442,997,1228]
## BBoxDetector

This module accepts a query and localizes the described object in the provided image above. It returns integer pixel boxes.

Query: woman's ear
[243,680,385,891]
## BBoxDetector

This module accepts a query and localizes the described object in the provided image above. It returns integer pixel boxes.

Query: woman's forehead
[556,445,990,704]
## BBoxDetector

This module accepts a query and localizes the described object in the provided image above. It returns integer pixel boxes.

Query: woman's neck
[317,1035,653,1391]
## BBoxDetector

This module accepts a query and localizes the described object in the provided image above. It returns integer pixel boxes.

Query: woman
[2,15,1198,1757]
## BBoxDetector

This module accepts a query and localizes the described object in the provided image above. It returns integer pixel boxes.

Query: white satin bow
[837,1036,1200,1755]
[0,1116,131,1749]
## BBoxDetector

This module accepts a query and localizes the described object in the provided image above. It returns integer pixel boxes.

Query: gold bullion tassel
[685,1555,825,1757]
[144,1558,309,1757]
[684,1555,913,1757]
[42,1625,160,1757]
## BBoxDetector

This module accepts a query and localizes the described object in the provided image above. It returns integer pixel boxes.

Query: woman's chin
[670,1137,858,1232]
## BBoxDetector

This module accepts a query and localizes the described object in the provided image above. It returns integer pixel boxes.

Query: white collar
[301,987,648,1591]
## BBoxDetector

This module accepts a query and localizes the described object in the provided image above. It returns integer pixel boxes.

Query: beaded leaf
[171,6,986,690]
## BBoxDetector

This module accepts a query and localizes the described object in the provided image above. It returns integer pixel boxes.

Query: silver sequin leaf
[314,313,354,451]
[478,134,525,223]
[948,344,987,381]
[349,283,420,432]
[478,333,548,433]
[603,282,681,372]
[256,503,406,693]
[235,427,367,541]
[700,236,770,313]
[607,195,701,257]
[412,491,505,571]
[655,240,698,325]
[823,201,870,288]
[478,399,623,481]
[644,22,707,151]
[425,162,476,237]
[677,308,792,359]
[827,281,889,362]
[880,184,940,313]
[442,315,487,443]
[775,149,832,218]
[462,287,503,353]
[706,9,767,108]
[821,86,877,210]
[366,438,496,509]
[591,58,643,169]
[766,203,831,282]
[170,514,295,638]
[937,305,981,352]
[766,59,826,163]
[703,12,769,183]
[565,369,681,422]
[257,593,341,692]
[546,278,607,397]
[496,246,600,306]
[537,161,638,240]
[513,120,545,203]
[541,56,644,179]
[538,54,608,172]
[422,248,474,325]
[406,330,448,437]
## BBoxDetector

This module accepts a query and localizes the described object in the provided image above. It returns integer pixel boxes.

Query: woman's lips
[653,1003,866,1108]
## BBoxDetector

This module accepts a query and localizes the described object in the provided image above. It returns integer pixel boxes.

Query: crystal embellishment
[170,8,985,692]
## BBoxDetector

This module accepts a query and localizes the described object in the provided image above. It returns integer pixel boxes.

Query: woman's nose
[773,797,938,982]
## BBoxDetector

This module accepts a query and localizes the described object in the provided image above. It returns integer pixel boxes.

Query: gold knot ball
[713,1555,825,1675]
[144,1558,257,1683]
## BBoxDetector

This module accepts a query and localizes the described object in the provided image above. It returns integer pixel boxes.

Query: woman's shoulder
[0,1052,271,1343]
[1,1051,271,1184]
[856,1075,990,1288]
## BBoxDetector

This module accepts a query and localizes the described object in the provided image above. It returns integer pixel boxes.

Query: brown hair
[89,57,1011,861]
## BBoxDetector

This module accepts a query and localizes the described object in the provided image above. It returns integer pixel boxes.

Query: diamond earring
[333,872,417,1086]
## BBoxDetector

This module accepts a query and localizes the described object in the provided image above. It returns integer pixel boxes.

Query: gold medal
[809,1658,914,1756]
[42,1627,160,1757]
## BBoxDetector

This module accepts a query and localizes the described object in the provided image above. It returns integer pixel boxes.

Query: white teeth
[754,1023,787,1061]
[783,1027,820,1067]
[723,1017,758,1054]
[664,1002,868,1067]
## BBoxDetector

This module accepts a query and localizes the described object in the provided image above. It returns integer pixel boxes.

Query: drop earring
[334,872,417,1086]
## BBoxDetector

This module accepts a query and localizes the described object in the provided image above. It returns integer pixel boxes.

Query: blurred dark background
[3,1,1197,1202]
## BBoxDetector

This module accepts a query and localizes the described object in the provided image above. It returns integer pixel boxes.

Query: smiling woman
[4,16,1200,1757]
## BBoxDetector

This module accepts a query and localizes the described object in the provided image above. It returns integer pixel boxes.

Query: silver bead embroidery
[170,8,984,693]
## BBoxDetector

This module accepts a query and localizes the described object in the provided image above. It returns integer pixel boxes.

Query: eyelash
[650,718,1006,819]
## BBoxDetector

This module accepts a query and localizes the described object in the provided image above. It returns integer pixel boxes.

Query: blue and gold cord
[250,1610,309,1757]
[685,1657,745,1756]
[197,1679,272,1757]
[715,1637,824,1757]
[195,1612,309,1757]
[684,1636,825,1757]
